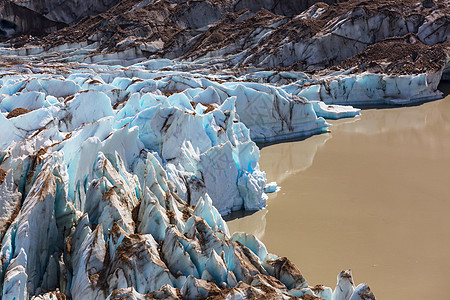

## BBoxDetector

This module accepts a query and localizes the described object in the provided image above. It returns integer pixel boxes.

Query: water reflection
[224,208,268,240]
[260,133,331,184]
[337,98,450,135]
[332,95,450,159]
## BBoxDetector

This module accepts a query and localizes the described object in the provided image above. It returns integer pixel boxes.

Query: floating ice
[264,181,279,193]
[311,101,361,119]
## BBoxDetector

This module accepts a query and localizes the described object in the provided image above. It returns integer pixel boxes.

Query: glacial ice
[230,232,268,262]
[0,0,447,295]
[311,101,361,120]
[283,72,443,105]
[264,181,279,193]
[332,270,355,300]
[0,55,389,298]
[349,283,376,300]
[0,112,23,148]
[1,92,48,111]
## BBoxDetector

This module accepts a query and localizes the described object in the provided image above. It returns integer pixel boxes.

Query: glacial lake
[227,82,450,300]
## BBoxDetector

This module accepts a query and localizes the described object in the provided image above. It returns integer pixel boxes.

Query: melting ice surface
[0,55,441,299]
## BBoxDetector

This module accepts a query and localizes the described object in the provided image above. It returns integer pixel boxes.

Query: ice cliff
[0,59,377,298]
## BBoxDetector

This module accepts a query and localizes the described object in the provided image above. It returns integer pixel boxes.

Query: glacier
[282,72,444,105]
[0,57,380,298]
[0,0,447,297]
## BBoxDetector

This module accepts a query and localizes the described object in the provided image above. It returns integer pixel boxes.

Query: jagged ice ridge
[0,59,379,299]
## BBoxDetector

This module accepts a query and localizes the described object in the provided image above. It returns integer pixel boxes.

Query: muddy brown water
[227,83,450,300]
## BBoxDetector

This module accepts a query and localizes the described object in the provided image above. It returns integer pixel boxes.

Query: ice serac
[332,270,355,300]
[219,83,329,142]
[230,232,268,262]
[2,248,28,300]
[0,170,21,241]
[349,284,376,300]
[312,285,333,300]
[124,84,269,215]
[0,113,23,155]
[12,161,62,295]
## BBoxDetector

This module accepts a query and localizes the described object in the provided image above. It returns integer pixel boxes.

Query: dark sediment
[6,107,31,119]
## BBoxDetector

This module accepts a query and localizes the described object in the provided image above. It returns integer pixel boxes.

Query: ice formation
[0,58,378,298]
[283,72,444,105]
[1,0,446,297]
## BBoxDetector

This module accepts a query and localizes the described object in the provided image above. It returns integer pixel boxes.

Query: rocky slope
[0,0,119,37]
[28,0,448,72]
[0,0,65,37]
[2,0,448,77]
[1,0,346,39]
